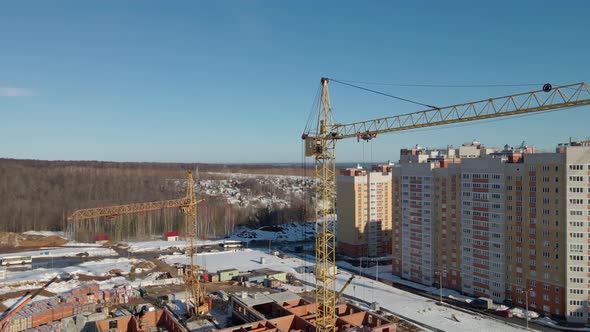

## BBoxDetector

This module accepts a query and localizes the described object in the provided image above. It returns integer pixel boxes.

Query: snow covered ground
[206,172,307,180]
[0,257,146,291]
[62,242,104,247]
[22,231,66,238]
[337,260,476,304]
[125,222,315,252]
[3,295,51,309]
[125,239,224,253]
[163,248,302,274]
[162,249,527,332]
[338,260,556,330]
[231,223,315,242]
[0,246,116,259]
[533,317,590,331]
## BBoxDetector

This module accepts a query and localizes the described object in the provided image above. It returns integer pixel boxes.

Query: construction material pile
[4,283,136,332]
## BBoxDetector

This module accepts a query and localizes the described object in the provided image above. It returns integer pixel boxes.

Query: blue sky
[1,1,589,163]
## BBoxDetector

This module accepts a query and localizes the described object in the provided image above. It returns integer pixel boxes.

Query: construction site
[1,78,589,332]
[0,166,414,332]
[4,2,590,331]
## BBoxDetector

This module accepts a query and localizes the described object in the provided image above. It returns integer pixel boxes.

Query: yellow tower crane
[302,79,590,332]
[67,170,208,316]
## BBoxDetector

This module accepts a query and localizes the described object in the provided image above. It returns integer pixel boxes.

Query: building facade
[388,141,590,323]
[393,162,436,285]
[432,164,462,291]
[337,165,392,258]
[460,158,507,302]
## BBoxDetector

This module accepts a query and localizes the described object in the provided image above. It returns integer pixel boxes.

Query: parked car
[493,309,513,318]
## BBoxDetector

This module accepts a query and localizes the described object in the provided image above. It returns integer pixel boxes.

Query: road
[341,264,558,332]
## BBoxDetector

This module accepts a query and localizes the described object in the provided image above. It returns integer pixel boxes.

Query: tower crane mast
[67,171,208,316]
[302,79,590,332]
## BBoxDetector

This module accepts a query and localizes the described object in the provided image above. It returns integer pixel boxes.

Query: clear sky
[1,1,589,163]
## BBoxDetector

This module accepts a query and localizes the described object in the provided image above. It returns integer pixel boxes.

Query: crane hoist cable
[304,84,323,136]
[328,78,439,109]
[329,78,549,88]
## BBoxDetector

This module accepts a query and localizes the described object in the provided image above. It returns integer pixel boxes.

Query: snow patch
[0,247,116,259]
[3,295,50,308]
[22,231,65,238]
[510,307,540,319]
[125,222,316,252]
[0,257,143,286]
[126,239,224,253]
[231,223,315,242]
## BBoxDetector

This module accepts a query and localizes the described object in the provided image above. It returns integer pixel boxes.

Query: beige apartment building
[336,165,392,258]
[389,141,590,323]
[502,145,590,321]
[432,164,462,291]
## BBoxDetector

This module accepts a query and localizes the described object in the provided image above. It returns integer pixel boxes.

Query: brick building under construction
[223,291,397,332]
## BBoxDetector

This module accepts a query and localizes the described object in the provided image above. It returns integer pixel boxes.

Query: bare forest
[0,159,313,242]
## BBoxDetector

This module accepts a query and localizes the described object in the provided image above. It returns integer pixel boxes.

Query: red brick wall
[338,241,368,258]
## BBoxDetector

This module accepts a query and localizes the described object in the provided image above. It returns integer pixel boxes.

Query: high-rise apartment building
[502,145,590,321]
[392,162,436,285]
[388,141,590,323]
[336,165,392,258]
[460,157,507,302]
[393,143,482,289]
[432,164,462,291]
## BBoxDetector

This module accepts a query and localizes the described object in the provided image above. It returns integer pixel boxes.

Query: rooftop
[186,318,217,332]
[226,291,397,332]
[233,291,302,307]
[252,268,285,275]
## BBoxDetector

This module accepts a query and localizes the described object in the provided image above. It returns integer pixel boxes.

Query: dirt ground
[76,274,113,282]
[144,281,282,299]
[0,232,67,250]
[0,288,56,313]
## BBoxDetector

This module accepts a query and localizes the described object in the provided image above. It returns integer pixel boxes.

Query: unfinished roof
[95,309,189,332]
[228,292,397,332]
[186,318,217,332]
[252,268,285,275]
[233,291,302,307]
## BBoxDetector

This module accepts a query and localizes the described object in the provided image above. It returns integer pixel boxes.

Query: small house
[218,268,240,282]
[93,235,109,244]
[252,268,287,282]
[165,231,179,242]
[233,273,251,282]
[245,272,267,284]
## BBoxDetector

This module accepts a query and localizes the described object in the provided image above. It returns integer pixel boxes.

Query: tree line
[0,158,313,241]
